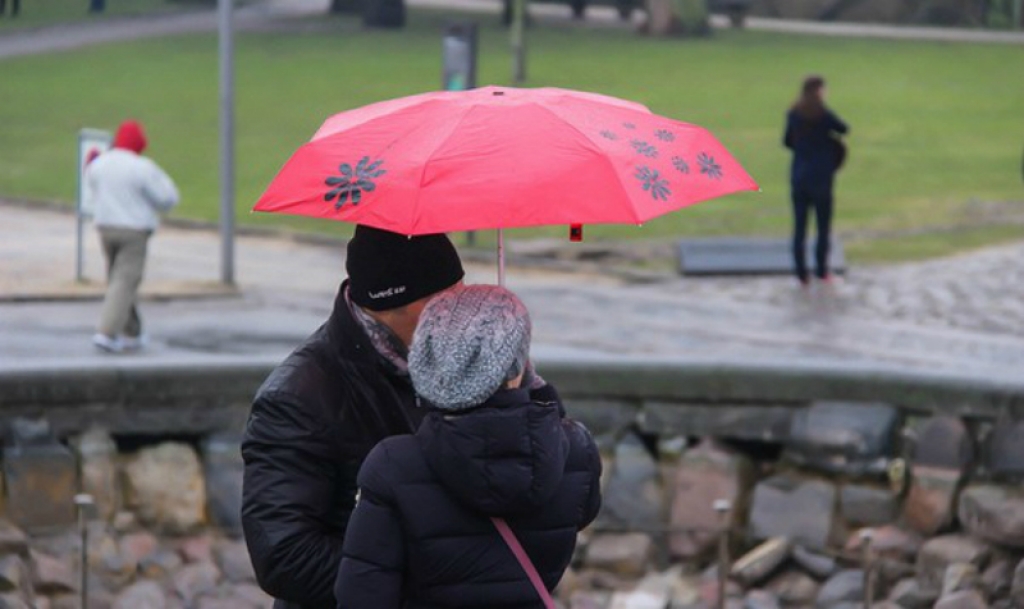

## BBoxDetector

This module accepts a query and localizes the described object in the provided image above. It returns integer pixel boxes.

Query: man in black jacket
[241,225,467,609]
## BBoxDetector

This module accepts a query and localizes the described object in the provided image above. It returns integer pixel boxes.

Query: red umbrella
[253,86,758,236]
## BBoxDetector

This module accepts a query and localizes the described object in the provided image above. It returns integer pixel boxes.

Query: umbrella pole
[497,228,505,286]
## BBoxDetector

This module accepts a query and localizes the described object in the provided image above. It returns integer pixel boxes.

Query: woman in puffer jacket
[334,284,602,609]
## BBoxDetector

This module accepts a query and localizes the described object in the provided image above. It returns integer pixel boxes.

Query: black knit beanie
[346,225,465,311]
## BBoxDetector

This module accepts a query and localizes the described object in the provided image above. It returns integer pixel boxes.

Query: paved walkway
[2,202,1023,386]
[1,0,1021,61]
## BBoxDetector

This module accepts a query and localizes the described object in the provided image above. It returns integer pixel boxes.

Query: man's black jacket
[241,283,425,609]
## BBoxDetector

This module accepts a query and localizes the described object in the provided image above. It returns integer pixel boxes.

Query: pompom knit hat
[113,120,147,154]
[409,284,531,411]
[346,225,464,312]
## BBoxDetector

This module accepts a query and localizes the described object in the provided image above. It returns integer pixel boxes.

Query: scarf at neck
[346,286,409,375]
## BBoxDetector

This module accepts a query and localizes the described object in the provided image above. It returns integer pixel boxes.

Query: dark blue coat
[784,108,849,194]
[334,386,602,609]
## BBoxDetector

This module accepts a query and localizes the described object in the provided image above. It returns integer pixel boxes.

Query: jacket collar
[426,387,531,414]
[325,280,408,379]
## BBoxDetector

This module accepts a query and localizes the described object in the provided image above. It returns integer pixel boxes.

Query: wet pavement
[2,202,1022,386]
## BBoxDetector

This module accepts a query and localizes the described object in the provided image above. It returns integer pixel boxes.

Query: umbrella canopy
[254,86,758,235]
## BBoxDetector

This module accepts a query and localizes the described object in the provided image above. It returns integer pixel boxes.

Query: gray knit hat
[409,284,532,411]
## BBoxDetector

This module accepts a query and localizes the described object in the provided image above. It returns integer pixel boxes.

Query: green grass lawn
[1,7,1022,261]
[0,0,191,31]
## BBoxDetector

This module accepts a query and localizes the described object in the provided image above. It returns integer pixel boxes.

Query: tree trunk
[363,0,406,27]
[645,0,678,35]
[329,0,362,13]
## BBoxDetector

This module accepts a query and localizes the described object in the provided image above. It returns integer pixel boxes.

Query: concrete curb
[2,355,1020,437]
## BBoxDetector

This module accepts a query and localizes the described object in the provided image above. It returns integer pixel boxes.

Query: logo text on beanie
[368,285,407,300]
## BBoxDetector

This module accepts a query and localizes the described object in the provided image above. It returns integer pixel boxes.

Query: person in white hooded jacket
[85,119,179,353]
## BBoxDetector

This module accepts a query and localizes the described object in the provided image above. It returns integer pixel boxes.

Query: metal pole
[74,494,94,609]
[511,0,526,83]
[218,0,236,285]
[75,198,85,283]
[713,499,732,609]
[75,131,87,283]
[497,228,506,286]
[860,530,874,609]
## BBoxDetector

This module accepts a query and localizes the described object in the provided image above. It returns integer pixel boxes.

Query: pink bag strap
[490,517,556,609]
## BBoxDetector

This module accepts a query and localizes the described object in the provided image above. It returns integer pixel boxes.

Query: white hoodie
[85,148,179,230]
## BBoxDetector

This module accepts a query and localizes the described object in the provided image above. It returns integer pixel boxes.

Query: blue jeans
[791,186,833,282]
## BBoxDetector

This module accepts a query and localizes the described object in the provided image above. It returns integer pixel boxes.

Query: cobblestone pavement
[665,242,1024,337]
[2,202,1023,382]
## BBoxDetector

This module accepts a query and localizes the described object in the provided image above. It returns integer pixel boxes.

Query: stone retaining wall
[0,358,1021,608]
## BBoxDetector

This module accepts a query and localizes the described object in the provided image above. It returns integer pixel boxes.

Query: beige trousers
[97,226,150,338]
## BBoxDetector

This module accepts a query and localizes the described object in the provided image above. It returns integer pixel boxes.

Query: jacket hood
[113,120,147,154]
[417,388,569,516]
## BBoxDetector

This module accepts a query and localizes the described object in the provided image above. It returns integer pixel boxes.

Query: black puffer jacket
[241,282,425,609]
[334,387,602,609]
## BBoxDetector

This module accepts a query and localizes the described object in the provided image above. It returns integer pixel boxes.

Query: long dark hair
[791,75,826,121]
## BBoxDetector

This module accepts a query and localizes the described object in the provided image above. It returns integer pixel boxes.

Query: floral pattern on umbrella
[697,152,723,180]
[631,140,659,158]
[672,156,690,175]
[655,129,675,142]
[636,166,671,201]
[324,156,386,209]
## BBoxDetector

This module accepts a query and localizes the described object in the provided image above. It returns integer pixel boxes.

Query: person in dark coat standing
[334,284,602,609]
[242,225,470,609]
[784,75,849,286]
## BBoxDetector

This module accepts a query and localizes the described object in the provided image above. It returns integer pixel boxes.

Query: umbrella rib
[534,103,645,225]
[411,104,479,233]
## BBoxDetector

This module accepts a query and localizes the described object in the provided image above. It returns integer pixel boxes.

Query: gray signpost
[218,0,236,286]
[442,23,479,246]
[76,128,112,283]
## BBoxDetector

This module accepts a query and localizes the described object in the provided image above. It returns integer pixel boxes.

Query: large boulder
[2,420,76,531]
[73,427,120,522]
[909,416,974,469]
[916,535,991,595]
[584,533,653,578]
[202,433,245,536]
[986,420,1024,479]
[958,484,1024,548]
[839,483,899,528]
[902,465,963,535]
[599,433,662,530]
[783,401,899,477]
[933,589,988,609]
[124,442,207,534]
[113,580,167,609]
[730,537,790,586]
[668,440,754,560]
[748,474,837,551]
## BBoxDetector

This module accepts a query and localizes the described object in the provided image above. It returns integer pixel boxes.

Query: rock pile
[558,402,1024,608]
[0,399,1021,608]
